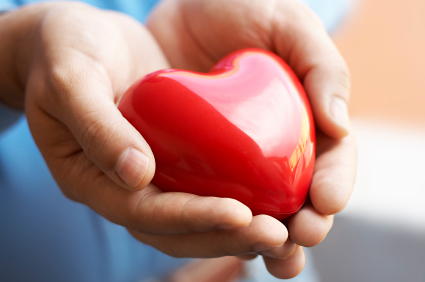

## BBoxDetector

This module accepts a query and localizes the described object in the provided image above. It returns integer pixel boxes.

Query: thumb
[27,64,156,191]
[272,1,351,138]
[72,95,156,190]
[302,60,351,138]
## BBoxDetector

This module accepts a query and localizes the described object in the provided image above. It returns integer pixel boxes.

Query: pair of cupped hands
[0,0,356,279]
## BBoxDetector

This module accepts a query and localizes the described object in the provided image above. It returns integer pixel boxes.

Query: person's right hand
[145,0,357,278]
[0,1,289,266]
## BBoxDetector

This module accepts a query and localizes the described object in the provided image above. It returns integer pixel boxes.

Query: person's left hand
[146,0,357,278]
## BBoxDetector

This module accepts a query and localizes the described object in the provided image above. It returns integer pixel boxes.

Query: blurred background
[310,0,425,281]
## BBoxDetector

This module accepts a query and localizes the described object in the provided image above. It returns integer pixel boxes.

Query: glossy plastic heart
[119,49,315,219]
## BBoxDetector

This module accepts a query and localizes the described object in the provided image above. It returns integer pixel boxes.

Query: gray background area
[311,215,425,282]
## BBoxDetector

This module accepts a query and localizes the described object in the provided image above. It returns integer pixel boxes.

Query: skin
[0,0,357,279]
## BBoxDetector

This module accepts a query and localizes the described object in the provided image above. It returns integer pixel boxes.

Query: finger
[272,0,351,138]
[129,215,288,258]
[38,67,157,191]
[263,245,305,279]
[27,14,169,191]
[310,131,357,215]
[86,177,252,234]
[286,202,334,247]
[260,238,297,259]
[47,70,156,191]
[120,185,253,234]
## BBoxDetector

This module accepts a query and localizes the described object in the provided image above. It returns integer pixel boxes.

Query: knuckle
[79,114,120,167]
[335,63,351,96]
[125,190,158,233]
[38,7,109,96]
[79,112,103,160]
[42,61,88,113]
[318,62,351,102]
[179,197,199,232]
[47,65,76,101]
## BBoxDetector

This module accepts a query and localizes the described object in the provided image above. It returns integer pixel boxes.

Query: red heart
[119,49,315,219]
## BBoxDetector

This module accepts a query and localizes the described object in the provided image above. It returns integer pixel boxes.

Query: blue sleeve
[0,1,17,11]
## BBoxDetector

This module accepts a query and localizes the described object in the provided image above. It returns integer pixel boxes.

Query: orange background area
[333,0,425,127]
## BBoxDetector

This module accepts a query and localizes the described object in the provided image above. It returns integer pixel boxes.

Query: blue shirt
[0,0,352,281]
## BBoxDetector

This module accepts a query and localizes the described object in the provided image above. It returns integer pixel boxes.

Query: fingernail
[252,243,275,253]
[115,147,149,189]
[330,97,350,131]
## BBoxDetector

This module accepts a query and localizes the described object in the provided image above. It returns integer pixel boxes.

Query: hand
[147,0,357,278]
[1,1,289,273]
